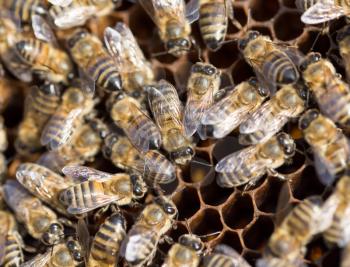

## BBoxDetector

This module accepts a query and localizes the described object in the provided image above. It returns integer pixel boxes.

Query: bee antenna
[197,231,221,238]
[184,218,193,235]
[151,50,169,57]
[191,159,213,167]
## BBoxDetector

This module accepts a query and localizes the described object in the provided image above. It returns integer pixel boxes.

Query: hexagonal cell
[227,7,248,34]
[305,237,328,264]
[212,136,245,163]
[298,31,331,56]
[220,72,234,89]
[231,59,255,84]
[181,155,212,183]
[274,11,304,41]
[321,248,341,267]
[291,166,326,200]
[200,171,234,206]
[169,222,188,243]
[129,5,155,41]
[218,231,243,254]
[173,186,201,221]
[160,177,179,195]
[208,43,239,69]
[254,177,285,213]
[282,0,297,8]
[190,208,223,242]
[223,194,254,229]
[243,216,274,251]
[250,0,279,21]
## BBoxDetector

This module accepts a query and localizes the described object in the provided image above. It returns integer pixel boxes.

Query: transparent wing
[53,6,97,29]
[185,0,199,23]
[153,0,187,24]
[313,150,337,186]
[104,26,123,70]
[67,194,121,214]
[20,251,51,267]
[317,193,340,233]
[215,145,258,173]
[138,0,157,24]
[32,15,57,45]
[3,180,30,211]
[184,82,216,137]
[143,151,176,184]
[40,106,83,150]
[77,218,91,263]
[1,49,32,82]
[48,0,73,6]
[62,165,112,182]
[301,1,345,24]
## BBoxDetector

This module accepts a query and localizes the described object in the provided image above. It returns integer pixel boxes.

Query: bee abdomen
[3,233,23,267]
[32,91,60,116]
[204,254,233,267]
[130,116,161,149]
[263,51,299,85]
[199,1,227,51]
[216,166,251,187]
[15,39,43,64]
[323,214,344,245]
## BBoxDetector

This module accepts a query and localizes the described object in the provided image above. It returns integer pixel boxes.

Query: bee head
[276,132,295,157]
[170,146,195,166]
[191,63,217,76]
[155,196,178,216]
[106,91,125,111]
[166,38,191,56]
[238,31,260,51]
[66,238,83,262]
[248,77,269,97]
[299,52,322,72]
[298,109,319,130]
[67,29,88,49]
[42,222,64,245]
[130,174,147,199]
[337,25,350,42]
[179,234,204,252]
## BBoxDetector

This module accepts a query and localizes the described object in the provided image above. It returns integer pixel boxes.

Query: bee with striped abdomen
[103,133,176,188]
[120,196,178,267]
[183,62,221,137]
[16,84,61,155]
[199,78,269,140]
[238,31,300,93]
[60,165,147,215]
[162,234,204,267]
[300,52,350,128]
[104,23,154,101]
[109,92,162,153]
[300,0,350,24]
[16,162,74,215]
[215,132,295,188]
[67,29,122,93]
[40,84,95,151]
[337,25,350,82]
[88,211,127,267]
[3,180,64,246]
[299,109,350,185]
[139,0,199,56]
[147,79,194,165]
[239,84,307,145]
[202,244,251,267]
[14,15,73,84]
[49,0,120,29]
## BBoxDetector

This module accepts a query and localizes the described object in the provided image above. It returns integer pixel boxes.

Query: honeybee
[0,0,48,23]
[16,162,74,215]
[16,84,61,155]
[40,85,95,151]
[147,80,194,165]
[337,25,350,81]
[215,132,295,188]
[198,0,238,51]
[120,196,178,266]
[322,176,350,247]
[0,210,23,267]
[239,84,307,145]
[300,52,350,128]
[21,239,83,267]
[139,0,199,56]
[202,244,251,267]
[264,196,335,265]
[49,0,120,29]
[67,29,122,93]
[38,119,106,173]
[3,180,64,246]
[199,78,269,140]
[238,31,300,93]
[60,165,147,215]
[299,109,350,185]
[104,23,154,100]
[88,212,127,267]
[300,0,350,24]
[14,15,73,84]
[162,234,204,267]
[183,62,221,137]
[109,93,161,153]
[103,133,176,188]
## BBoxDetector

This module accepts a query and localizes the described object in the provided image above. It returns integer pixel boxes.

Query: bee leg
[267,168,287,181]
[160,235,174,245]
[93,205,110,222]
[58,217,75,228]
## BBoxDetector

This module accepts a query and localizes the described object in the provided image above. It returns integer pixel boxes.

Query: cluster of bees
[0,0,350,266]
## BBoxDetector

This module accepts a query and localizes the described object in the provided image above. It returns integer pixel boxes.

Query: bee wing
[62,165,113,182]
[313,151,337,186]
[32,15,58,46]
[67,195,122,214]
[316,193,341,233]
[184,82,216,137]
[104,26,123,70]
[185,0,200,23]
[1,49,32,82]
[48,0,72,6]
[215,145,258,173]
[40,106,83,150]
[20,251,51,267]
[214,245,251,267]
[143,151,176,184]
[77,218,91,263]
[301,1,345,24]
[53,6,97,29]
[3,180,30,211]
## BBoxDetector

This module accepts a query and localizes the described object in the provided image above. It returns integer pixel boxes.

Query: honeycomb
[2,0,348,266]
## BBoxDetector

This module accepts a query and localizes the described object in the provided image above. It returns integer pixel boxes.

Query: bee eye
[133,184,144,197]
[249,31,260,40]
[204,66,215,75]
[72,251,82,262]
[238,39,248,50]
[167,40,176,49]
[49,223,63,234]
[102,146,112,158]
[298,87,308,100]
[311,53,321,63]
[192,241,203,251]
[257,86,269,97]
[66,240,77,251]
[163,203,176,214]
[179,236,189,246]
[186,147,194,156]
[179,39,189,47]
[248,77,257,86]
[192,64,202,73]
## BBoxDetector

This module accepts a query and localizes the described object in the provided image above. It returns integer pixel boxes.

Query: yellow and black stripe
[3,232,24,267]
